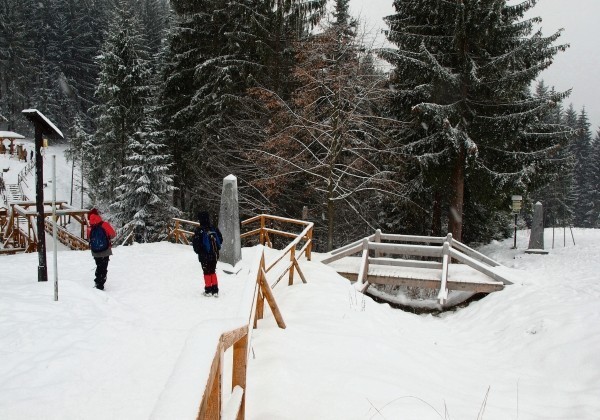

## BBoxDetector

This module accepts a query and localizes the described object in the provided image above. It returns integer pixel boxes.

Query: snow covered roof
[21,109,64,139]
[0,131,25,139]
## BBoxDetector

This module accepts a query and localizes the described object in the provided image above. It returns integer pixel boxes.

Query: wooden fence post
[374,229,382,258]
[232,334,248,420]
[288,246,296,286]
[306,226,313,261]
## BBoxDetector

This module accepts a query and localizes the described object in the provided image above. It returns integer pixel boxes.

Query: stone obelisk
[218,174,242,272]
[526,201,549,254]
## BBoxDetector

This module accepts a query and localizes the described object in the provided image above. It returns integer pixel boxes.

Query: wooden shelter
[0,130,25,155]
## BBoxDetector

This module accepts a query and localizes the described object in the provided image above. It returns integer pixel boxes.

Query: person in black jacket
[192,211,223,297]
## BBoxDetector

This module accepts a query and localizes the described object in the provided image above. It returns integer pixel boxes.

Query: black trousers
[94,256,110,287]
[200,259,217,275]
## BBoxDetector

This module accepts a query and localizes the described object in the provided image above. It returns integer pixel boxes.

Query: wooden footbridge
[321,230,513,304]
[0,201,90,254]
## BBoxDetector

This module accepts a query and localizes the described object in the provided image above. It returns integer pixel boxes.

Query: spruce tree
[571,109,593,227]
[588,132,600,227]
[111,115,179,241]
[88,0,153,206]
[381,0,570,243]
[160,0,326,217]
[528,82,574,228]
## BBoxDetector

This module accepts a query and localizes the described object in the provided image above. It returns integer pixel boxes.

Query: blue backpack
[201,228,221,256]
[90,223,109,252]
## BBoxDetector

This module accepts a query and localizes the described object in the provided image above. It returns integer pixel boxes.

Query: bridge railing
[322,230,511,304]
[241,214,313,288]
[1,201,90,252]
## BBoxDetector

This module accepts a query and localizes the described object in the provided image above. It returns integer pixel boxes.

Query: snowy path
[0,242,257,419]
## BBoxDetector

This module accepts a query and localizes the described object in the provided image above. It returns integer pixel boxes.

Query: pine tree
[160,0,326,217]
[111,115,179,241]
[571,109,593,226]
[526,81,574,229]
[588,131,600,227]
[0,0,38,132]
[88,0,153,206]
[380,0,570,243]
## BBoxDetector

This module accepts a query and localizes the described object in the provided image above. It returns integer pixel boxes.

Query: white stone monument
[218,174,243,273]
[526,201,549,255]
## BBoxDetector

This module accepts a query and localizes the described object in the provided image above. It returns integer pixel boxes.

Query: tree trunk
[327,189,335,252]
[431,189,442,236]
[449,147,465,241]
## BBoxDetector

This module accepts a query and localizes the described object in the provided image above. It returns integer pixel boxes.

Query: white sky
[350,0,600,131]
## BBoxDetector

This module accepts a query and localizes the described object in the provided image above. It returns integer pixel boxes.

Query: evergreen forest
[1,0,599,250]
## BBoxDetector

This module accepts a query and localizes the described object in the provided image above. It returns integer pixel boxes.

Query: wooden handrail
[168,214,314,288]
[240,214,313,287]
[194,247,286,420]
[198,324,249,420]
[329,230,511,302]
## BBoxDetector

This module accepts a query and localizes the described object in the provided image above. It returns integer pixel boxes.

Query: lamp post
[511,195,523,249]
[22,109,63,282]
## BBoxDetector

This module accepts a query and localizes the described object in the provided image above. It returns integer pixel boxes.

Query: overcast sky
[349,0,600,131]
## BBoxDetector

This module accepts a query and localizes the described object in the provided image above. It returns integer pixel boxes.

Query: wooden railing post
[232,334,248,420]
[259,215,265,245]
[306,226,313,261]
[374,229,382,258]
[445,233,453,264]
[288,246,296,286]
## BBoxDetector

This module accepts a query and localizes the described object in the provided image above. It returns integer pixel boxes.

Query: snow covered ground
[1,228,599,419]
[1,143,599,419]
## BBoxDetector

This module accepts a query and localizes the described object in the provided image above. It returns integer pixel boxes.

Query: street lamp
[511,195,523,249]
[22,109,64,282]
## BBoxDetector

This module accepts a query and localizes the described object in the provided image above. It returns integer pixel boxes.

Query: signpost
[22,109,64,282]
[511,195,523,249]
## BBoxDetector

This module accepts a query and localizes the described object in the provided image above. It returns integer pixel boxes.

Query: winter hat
[88,208,99,220]
[197,211,210,227]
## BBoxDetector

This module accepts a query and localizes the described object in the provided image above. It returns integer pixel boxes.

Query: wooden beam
[366,275,504,293]
[259,268,286,329]
[232,335,248,420]
[197,343,223,420]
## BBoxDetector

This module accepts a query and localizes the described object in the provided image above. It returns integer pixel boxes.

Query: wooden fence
[164,214,311,420]
[1,201,90,252]
[241,214,313,287]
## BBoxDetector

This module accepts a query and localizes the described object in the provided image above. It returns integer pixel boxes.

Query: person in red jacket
[86,208,116,290]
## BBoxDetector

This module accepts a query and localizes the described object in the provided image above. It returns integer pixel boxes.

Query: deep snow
[1,143,599,419]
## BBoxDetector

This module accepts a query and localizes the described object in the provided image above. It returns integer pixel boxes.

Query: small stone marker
[526,201,549,255]
[218,174,242,273]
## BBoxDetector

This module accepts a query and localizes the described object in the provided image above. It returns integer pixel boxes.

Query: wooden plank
[197,343,223,420]
[320,243,362,264]
[328,233,376,256]
[367,275,504,293]
[259,268,286,329]
[232,334,248,420]
[379,233,445,244]
[452,240,500,267]
[449,248,512,285]
[220,325,248,350]
[368,242,443,258]
[369,257,443,270]
[293,259,307,284]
